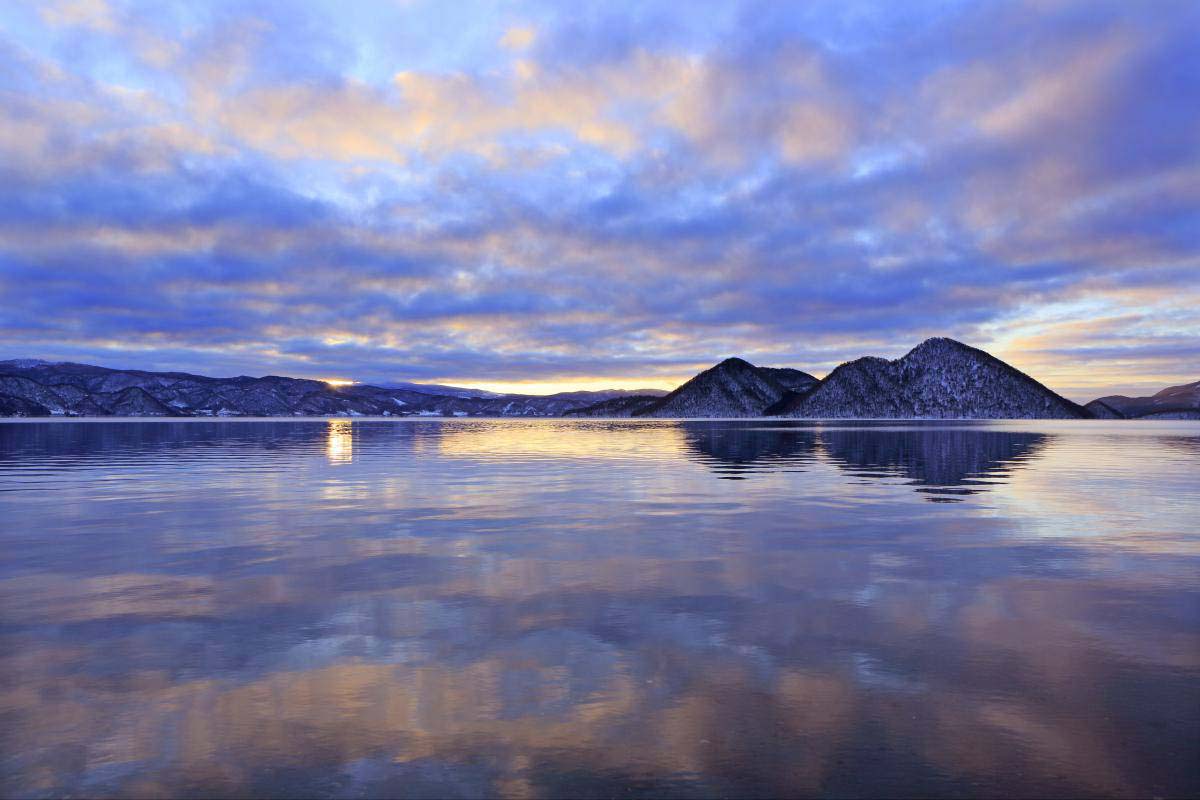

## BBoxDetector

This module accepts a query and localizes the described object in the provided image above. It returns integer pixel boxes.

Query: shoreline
[1,415,1196,427]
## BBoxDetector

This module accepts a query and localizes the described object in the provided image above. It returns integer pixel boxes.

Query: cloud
[37,0,116,33]
[167,16,856,168]
[0,0,1197,395]
[499,25,536,51]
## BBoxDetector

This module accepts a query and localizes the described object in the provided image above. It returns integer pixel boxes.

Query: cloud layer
[1,0,1197,398]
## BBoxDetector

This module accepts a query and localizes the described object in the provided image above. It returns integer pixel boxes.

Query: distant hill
[1087,380,1200,419]
[562,394,663,417]
[1083,399,1125,419]
[374,381,505,399]
[0,360,663,418]
[375,381,668,401]
[482,389,668,417]
[773,338,1089,419]
[639,358,814,418]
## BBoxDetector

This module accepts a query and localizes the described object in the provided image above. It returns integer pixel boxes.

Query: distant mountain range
[372,380,506,399]
[0,360,667,418]
[1084,380,1200,419]
[2,341,1196,419]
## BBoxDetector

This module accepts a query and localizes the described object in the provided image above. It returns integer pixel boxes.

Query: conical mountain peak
[775,339,1086,419]
[708,356,758,373]
[638,358,793,417]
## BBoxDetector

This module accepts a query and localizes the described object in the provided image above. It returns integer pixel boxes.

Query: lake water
[1,419,1197,799]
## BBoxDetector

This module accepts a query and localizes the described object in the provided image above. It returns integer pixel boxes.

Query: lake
[1,419,1197,798]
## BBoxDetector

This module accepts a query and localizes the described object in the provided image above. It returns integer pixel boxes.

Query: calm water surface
[1,419,1197,798]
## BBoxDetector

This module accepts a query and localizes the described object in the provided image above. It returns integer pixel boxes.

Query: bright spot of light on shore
[324,379,355,387]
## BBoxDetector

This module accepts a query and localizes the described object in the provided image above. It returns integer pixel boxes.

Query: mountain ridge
[1086,380,1200,419]
[638,358,814,418]
[774,338,1089,419]
[0,360,668,418]
[2,345,1193,420]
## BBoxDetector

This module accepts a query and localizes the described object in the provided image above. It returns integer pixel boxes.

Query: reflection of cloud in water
[2,564,1186,798]
[1,420,1197,797]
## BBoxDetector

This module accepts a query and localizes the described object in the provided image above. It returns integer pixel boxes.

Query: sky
[0,0,1197,400]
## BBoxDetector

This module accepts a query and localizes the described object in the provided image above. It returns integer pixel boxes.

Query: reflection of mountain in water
[678,423,1049,499]
[820,428,1048,501]
[681,423,819,479]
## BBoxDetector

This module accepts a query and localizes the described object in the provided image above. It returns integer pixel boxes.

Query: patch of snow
[0,359,56,368]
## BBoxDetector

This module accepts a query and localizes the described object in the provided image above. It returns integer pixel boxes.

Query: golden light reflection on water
[325,418,353,463]
[434,418,689,461]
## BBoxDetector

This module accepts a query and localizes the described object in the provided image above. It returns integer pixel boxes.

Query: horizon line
[4,349,1196,405]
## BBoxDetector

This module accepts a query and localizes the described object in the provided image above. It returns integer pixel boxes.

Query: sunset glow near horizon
[1,0,1197,401]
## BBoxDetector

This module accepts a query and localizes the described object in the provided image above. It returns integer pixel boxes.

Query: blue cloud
[0,0,1197,398]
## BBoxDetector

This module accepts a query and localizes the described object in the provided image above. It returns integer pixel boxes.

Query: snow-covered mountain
[4,348,1184,420]
[472,389,666,417]
[756,367,819,393]
[1087,380,1200,419]
[639,358,813,418]
[561,394,663,417]
[565,359,816,418]
[0,359,58,369]
[374,381,505,399]
[775,338,1089,419]
[0,360,663,418]
[1083,399,1125,419]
